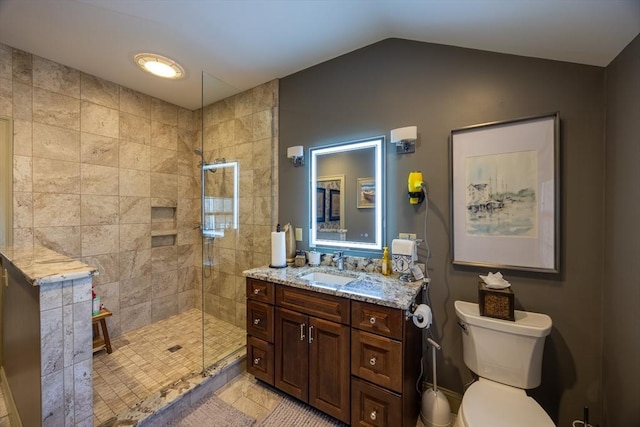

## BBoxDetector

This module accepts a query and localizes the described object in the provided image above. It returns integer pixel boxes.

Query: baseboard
[0,366,22,427]
[423,382,463,415]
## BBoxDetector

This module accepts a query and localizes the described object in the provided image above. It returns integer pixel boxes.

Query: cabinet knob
[300,323,306,341]
[253,318,261,325]
[369,316,376,325]
[253,357,261,365]
[308,325,314,344]
[370,410,377,421]
[369,356,377,366]
[253,288,261,295]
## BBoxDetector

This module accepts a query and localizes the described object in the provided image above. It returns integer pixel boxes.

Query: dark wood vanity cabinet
[246,278,420,426]
[275,285,351,423]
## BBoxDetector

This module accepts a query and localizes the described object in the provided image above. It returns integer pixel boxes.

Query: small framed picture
[316,188,326,222]
[329,189,340,221]
[357,177,375,209]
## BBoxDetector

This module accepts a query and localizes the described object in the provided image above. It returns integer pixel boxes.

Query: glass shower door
[200,159,243,370]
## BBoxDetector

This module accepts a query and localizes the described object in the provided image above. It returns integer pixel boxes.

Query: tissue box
[478,282,514,321]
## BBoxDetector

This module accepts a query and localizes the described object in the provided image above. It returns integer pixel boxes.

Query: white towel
[391,239,417,261]
[479,272,511,289]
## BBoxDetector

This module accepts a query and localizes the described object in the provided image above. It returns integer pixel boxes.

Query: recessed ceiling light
[134,53,185,79]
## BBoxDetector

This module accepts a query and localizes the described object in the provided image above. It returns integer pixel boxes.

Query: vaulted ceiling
[1,0,638,110]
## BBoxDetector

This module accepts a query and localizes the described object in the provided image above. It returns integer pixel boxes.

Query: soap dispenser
[381,246,390,276]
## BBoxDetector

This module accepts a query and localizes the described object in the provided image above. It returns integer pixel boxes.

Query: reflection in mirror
[310,137,383,251]
[201,160,239,238]
[317,175,345,240]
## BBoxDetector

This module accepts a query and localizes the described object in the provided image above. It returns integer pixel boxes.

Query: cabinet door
[247,300,274,342]
[308,317,351,424]
[351,330,403,393]
[247,336,274,385]
[351,377,402,427]
[275,307,309,401]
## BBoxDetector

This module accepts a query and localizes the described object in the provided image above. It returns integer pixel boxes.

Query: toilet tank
[455,300,552,389]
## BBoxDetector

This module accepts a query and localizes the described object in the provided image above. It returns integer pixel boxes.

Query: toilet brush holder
[421,338,451,427]
[421,389,451,427]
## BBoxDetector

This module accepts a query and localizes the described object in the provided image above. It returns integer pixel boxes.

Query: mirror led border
[310,137,383,251]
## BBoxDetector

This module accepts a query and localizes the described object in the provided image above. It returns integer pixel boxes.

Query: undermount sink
[299,272,355,287]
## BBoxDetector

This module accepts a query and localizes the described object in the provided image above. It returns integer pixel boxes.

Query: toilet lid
[462,380,554,427]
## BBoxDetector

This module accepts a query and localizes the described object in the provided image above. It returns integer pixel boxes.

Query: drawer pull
[369,316,376,325]
[253,288,261,295]
[253,357,261,365]
[253,318,261,325]
[369,356,377,366]
[308,325,314,344]
[300,323,306,341]
[370,410,377,421]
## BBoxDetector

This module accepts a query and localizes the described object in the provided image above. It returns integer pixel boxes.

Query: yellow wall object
[408,172,424,204]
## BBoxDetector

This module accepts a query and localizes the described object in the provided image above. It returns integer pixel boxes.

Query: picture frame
[357,177,375,209]
[316,188,326,222]
[329,189,340,221]
[450,112,560,273]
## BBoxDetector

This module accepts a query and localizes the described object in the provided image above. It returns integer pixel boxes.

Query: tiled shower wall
[0,43,200,337]
[197,81,279,328]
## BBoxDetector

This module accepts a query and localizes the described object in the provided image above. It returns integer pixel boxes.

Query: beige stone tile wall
[1,44,200,337]
[198,80,278,330]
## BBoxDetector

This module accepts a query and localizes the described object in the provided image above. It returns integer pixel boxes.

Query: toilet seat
[459,379,554,427]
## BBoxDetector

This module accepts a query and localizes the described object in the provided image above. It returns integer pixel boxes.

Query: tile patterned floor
[93,308,245,425]
[216,372,456,426]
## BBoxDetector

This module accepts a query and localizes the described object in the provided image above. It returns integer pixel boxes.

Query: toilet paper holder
[405,302,432,329]
[405,303,425,321]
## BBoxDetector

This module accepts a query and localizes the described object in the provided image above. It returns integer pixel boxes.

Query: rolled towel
[391,239,417,260]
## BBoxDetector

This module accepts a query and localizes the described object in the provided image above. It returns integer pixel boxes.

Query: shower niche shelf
[151,206,177,247]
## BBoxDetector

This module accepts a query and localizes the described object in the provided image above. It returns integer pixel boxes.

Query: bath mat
[166,395,256,427]
[257,397,347,427]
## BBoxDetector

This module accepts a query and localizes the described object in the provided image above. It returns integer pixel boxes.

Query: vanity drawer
[247,278,274,304]
[276,285,350,324]
[247,336,274,385]
[352,301,403,340]
[351,330,402,393]
[351,377,402,427]
[247,300,274,342]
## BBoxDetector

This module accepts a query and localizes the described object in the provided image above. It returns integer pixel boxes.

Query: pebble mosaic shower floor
[92,308,245,425]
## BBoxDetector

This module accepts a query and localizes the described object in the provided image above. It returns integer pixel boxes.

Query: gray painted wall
[603,34,640,427]
[279,38,606,425]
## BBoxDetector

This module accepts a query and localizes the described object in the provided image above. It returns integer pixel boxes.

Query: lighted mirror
[310,136,383,251]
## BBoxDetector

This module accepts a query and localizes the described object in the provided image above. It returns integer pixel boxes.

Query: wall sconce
[390,126,417,154]
[287,145,304,166]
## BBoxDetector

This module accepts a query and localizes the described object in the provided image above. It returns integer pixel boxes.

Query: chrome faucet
[333,251,345,270]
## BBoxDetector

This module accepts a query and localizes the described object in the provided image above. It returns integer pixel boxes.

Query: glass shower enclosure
[197,71,249,373]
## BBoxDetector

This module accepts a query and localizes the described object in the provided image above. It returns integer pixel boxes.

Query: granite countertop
[243,265,423,310]
[0,245,97,286]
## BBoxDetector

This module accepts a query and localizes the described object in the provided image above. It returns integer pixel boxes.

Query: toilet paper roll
[412,304,433,329]
[270,231,287,268]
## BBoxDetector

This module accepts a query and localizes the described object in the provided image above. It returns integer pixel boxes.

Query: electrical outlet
[399,233,416,240]
[295,228,303,241]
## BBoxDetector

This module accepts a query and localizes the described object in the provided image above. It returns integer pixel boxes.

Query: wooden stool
[92,308,113,354]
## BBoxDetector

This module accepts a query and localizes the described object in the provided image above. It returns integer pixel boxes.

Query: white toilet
[453,300,555,427]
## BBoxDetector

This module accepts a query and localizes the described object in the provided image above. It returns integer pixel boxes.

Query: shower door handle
[300,323,306,341]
